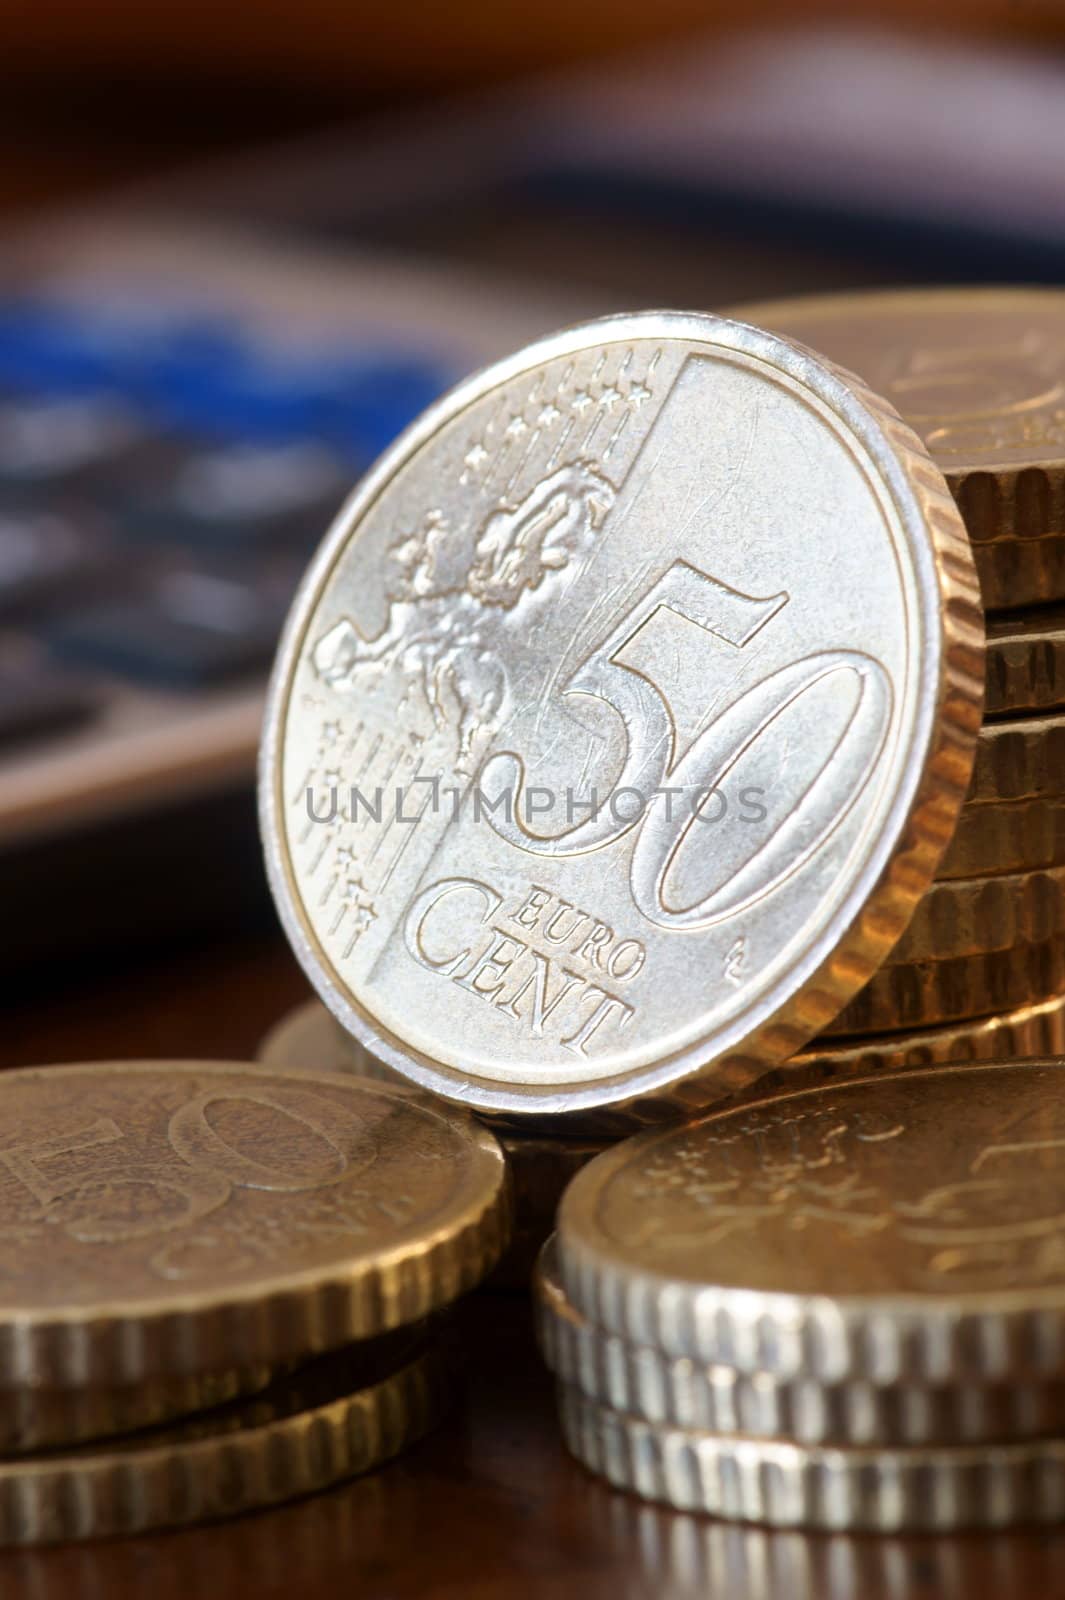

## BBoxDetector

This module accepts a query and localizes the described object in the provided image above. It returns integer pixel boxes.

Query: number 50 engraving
[479,560,892,930]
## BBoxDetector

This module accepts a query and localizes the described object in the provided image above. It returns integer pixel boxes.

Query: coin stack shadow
[536,1061,1065,1533]
[0,1061,509,1546]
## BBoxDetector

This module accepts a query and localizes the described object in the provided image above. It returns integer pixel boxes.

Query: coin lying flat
[780,990,1065,1092]
[559,1384,1065,1531]
[826,934,1065,1035]
[727,288,1065,545]
[257,998,610,1196]
[537,1241,1065,1446]
[974,533,1065,611]
[886,864,1065,964]
[985,605,1065,715]
[971,711,1065,803]
[0,1363,275,1456]
[938,795,1065,879]
[0,1340,451,1546]
[258,997,379,1076]
[256,999,610,1278]
[556,1060,1065,1383]
[261,311,982,1120]
[0,1063,507,1386]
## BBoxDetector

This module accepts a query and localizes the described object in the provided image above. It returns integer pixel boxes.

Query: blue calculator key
[0,511,112,616]
[0,297,242,402]
[0,302,123,395]
[331,355,456,460]
[0,394,143,490]
[111,440,348,550]
[142,338,349,445]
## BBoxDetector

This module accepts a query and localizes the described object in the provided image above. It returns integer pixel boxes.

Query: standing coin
[261,312,981,1120]
[0,1062,508,1386]
[727,288,1065,545]
[556,1060,1065,1383]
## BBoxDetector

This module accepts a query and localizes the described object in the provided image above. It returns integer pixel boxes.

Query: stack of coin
[538,1061,1065,1532]
[0,1060,508,1545]
[258,998,610,1281]
[729,290,1065,1073]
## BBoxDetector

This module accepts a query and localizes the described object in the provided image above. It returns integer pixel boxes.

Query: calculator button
[0,513,111,617]
[44,568,291,689]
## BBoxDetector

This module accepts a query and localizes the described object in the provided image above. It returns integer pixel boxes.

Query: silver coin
[260,312,981,1119]
[559,1382,1065,1532]
[536,1238,1065,1446]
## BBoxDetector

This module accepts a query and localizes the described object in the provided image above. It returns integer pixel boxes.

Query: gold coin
[559,1383,1065,1531]
[256,1000,610,1274]
[728,288,1065,544]
[985,604,1065,715]
[974,713,1065,808]
[939,794,1065,879]
[0,1340,451,1546]
[0,1363,275,1456]
[826,934,1065,1035]
[779,991,1065,1093]
[973,533,1065,611]
[261,311,982,1120]
[971,710,1065,804]
[556,1059,1065,1384]
[257,998,609,1195]
[0,1317,431,1455]
[0,1062,507,1386]
[257,997,380,1076]
[536,1239,1065,1446]
[886,865,1065,964]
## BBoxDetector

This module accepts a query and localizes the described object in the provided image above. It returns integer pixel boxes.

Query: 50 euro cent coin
[260,311,982,1121]
[555,1059,1065,1385]
[0,1062,508,1387]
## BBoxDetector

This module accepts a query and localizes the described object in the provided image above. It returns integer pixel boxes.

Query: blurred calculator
[0,217,588,961]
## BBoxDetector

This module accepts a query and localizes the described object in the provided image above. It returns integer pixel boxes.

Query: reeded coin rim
[0,1340,452,1545]
[887,862,1065,964]
[559,1379,1065,1531]
[536,1236,1065,1446]
[556,1060,1065,1384]
[0,1062,508,1386]
[260,309,982,1119]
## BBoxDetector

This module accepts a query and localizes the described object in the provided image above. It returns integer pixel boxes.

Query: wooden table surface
[6,932,1065,1599]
